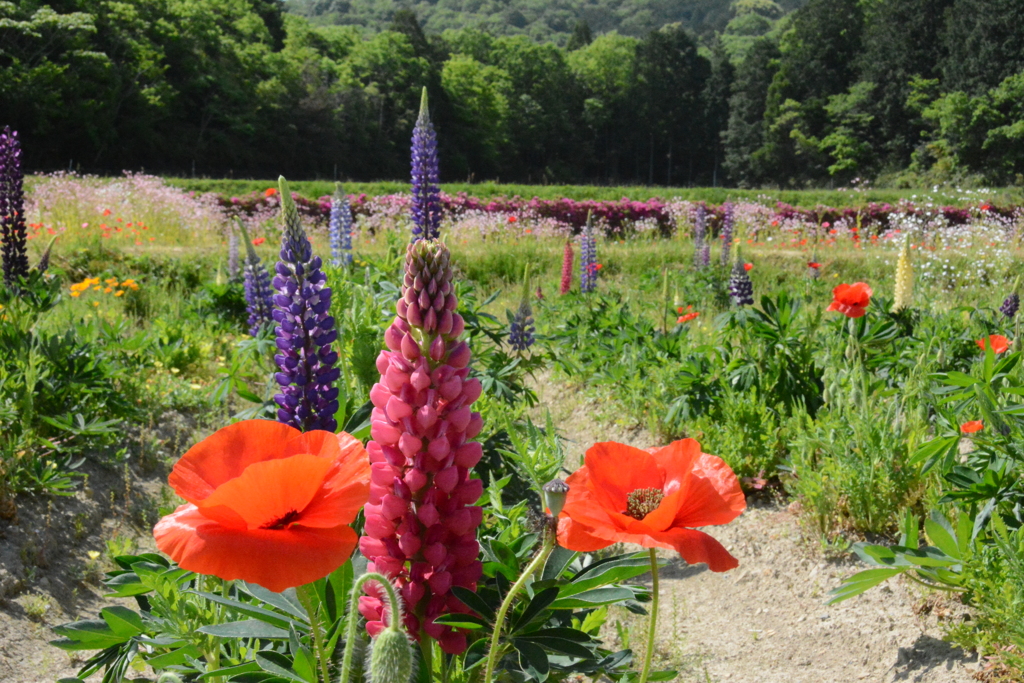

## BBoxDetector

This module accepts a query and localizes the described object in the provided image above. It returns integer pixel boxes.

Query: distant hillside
[284,0,806,42]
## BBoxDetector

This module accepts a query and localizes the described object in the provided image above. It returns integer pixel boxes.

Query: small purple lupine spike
[720,202,734,266]
[694,203,709,270]
[271,177,340,432]
[329,182,354,267]
[579,219,597,293]
[0,127,29,287]
[410,88,441,241]
[508,300,535,351]
[227,229,240,282]
[237,221,275,336]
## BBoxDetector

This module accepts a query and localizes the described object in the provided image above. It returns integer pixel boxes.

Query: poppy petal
[155,504,358,592]
[672,453,746,527]
[170,421,341,504]
[646,526,739,572]
[197,453,335,529]
[300,445,372,527]
[583,442,663,512]
[557,515,614,552]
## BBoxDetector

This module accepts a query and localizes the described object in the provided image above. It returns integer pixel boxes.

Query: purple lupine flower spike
[0,127,29,287]
[410,88,442,241]
[329,182,354,267]
[579,218,597,293]
[509,300,535,351]
[237,220,275,336]
[694,203,709,270]
[271,177,340,432]
[720,202,734,266]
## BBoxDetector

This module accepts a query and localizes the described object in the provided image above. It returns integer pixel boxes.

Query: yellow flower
[891,234,914,313]
[70,292,81,298]
[114,290,124,297]
[92,301,100,307]
[104,287,113,294]
[92,286,101,291]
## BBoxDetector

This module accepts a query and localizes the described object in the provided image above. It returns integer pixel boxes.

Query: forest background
[3,0,1023,188]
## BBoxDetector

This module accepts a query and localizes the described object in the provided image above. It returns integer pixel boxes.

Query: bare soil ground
[532,374,980,683]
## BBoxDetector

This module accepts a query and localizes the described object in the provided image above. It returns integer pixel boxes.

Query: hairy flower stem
[639,548,660,683]
[340,573,402,683]
[297,584,332,683]
[483,530,557,683]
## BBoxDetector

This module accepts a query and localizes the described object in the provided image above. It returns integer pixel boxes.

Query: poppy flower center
[625,487,664,520]
[262,509,302,530]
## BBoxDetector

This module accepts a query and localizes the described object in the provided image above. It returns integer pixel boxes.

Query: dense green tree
[941,0,1024,95]
[722,37,780,186]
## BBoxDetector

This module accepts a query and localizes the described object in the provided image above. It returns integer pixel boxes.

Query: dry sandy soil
[534,374,981,683]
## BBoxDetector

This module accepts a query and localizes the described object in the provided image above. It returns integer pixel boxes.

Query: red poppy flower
[976,334,1010,354]
[678,312,700,323]
[154,420,371,591]
[743,263,753,272]
[508,215,518,223]
[557,440,745,572]
[827,282,873,318]
[265,188,277,197]
[808,262,821,269]
[981,204,991,211]
[252,237,266,246]
[961,420,983,434]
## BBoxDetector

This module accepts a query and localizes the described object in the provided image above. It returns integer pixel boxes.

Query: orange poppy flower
[265,188,277,197]
[154,420,371,591]
[961,420,983,434]
[976,334,1010,354]
[678,312,700,323]
[557,440,746,572]
[743,263,753,272]
[252,237,266,246]
[826,282,872,318]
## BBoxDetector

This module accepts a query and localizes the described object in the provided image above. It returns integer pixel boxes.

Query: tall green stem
[297,584,332,683]
[483,532,556,683]
[339,573,402,683]
[638,548,659,683]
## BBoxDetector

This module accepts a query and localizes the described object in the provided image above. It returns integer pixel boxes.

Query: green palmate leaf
[256,650,317,683]
[50,620,127,651]
[515,639,550,682]
[541,546,577,581]
[99,606,145,638]
[197,620,291,639]
[828,567,905,604]
[939,371,979,387]
[432,614,488,630]
[925,512,961,561]
[238,583,308,621]
[463,638,488,671]
[145,644,202,669]
[197,661,263,680]
[523,627,592,642]
[561,554,659,597]
[551,587,636,609]
[908,435,959,472]
[104,572,149,598]
[451,586,496,621]
[517,635,595,658]
[187,591,301,630]
[512,586,560,631]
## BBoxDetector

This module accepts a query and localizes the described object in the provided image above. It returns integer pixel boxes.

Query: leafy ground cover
[4,172,1024,681]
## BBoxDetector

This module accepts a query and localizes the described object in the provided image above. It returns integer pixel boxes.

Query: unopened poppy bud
[368,626,416,683]
[543,479,570,517]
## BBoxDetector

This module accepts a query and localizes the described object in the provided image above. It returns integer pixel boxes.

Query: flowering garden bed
[2,98,1024,683]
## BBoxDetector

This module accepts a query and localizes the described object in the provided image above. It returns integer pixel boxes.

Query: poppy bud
[543,479,570,518]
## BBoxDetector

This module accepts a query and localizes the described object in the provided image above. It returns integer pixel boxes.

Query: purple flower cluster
[227,229,240,282]
[411,88,441,241]
[1000,292,1019,319]
[729,259,754,306]
[241,228,275,336]
[271,178,340,432]
[0,127,28,287]
[579,224,597,293]
[508,300,535,351]
[329,183,353,267]
[694,204,710,269]
[720,202,734,266]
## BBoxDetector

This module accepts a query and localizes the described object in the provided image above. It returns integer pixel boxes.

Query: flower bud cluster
[560,241,573,295]
[411,89,441,241]
[579,225,597,293]
[509,300,535,351]
[720,202,734,266]
[693,203,710,270]
[0,127,28,287]
[359,239,484,655]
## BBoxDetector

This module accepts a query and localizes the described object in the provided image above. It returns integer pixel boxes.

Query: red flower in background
[557,440,746,571]
[976,335,1010,354]
[154,420,370,592]
[808,262,821,269]
[252,237,266,246]
[827,282,873,318]
[961,421,984,434]
[265,188,277,197]
[743,263,753,272]
[677,312,700,323]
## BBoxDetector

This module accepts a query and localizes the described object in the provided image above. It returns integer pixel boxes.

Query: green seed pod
[368,627,415,683]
